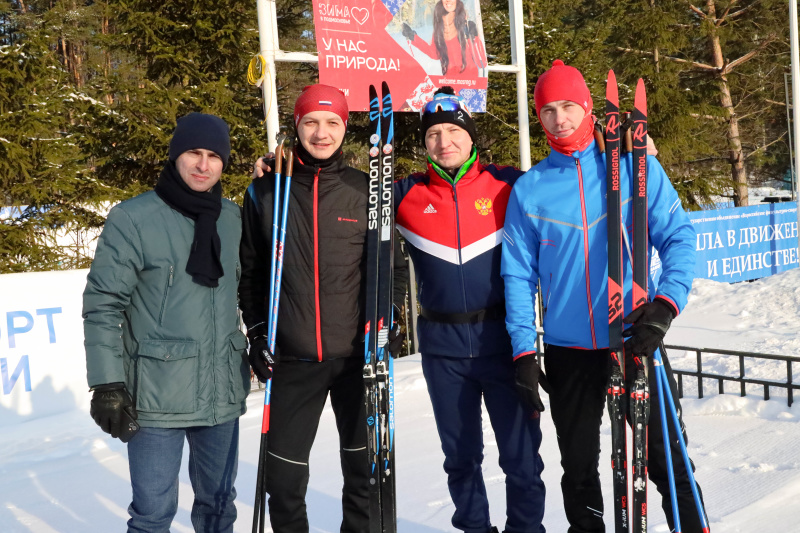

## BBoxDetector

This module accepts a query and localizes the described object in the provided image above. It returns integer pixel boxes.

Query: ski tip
[635,79,647,117]
[606,70,618,106]
[381,80,390,93]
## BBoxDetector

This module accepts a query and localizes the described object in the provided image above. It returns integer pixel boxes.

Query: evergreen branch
[727,0,763,22]
[685,156,732,164]
[723,35,776,74]
[485,111,519,132]
[617,34,774,76]
[690,113,727,121]
[615,46,716,71]
[688,4,707,19]
[715,2,735,26]
[744,131,787,160]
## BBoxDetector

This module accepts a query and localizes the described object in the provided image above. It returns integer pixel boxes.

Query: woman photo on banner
[401,0,487,78]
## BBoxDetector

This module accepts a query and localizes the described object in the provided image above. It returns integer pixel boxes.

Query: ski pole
[252,138,292,533]
[267,136,287,352]
[270,140,294,352]
[654,349,681,532]
[655,344,711,532]
[252,136,285,533]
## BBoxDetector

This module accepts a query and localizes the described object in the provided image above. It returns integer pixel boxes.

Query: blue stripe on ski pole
[654,351,681,532]
[654,349,710,532]
[267,168,281,345]
[269,172,292,352]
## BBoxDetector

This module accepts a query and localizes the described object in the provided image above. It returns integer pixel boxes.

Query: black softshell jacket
[239,150,408,362]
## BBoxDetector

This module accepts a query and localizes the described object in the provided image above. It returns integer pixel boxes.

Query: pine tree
[576,0,791,207]
[0,1,108,272]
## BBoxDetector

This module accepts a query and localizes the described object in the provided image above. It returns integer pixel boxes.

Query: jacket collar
[545,139,600,168]
[291,146,348,185]
[426,151,483,188]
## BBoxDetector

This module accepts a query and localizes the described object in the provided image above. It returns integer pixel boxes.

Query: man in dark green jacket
[83,113,249,533]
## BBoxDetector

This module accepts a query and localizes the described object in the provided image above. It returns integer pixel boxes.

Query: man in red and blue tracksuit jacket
[502,61,707,532]
[395,87,545,533]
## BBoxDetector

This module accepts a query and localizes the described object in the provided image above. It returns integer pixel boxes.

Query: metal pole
[407,254,419,355]
[785,72,795,200]
[790,0,800,250]
[509,0,532,171]
[255,0,281,152]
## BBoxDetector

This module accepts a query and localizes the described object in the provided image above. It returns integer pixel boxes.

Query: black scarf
[155,162,224,287]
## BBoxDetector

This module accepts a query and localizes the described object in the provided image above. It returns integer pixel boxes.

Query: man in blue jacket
[501,60,706,532]
[395,87,546,533]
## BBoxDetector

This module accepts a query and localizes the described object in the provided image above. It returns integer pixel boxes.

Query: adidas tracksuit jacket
[395,156,546,532]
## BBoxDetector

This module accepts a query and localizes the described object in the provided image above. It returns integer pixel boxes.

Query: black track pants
[264,357,369,533]
[543,344,707,533]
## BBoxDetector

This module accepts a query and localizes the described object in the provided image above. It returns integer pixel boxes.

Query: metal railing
[665,344,800,407]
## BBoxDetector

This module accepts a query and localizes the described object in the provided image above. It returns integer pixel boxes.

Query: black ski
[363,81,397,533]
[376,80,397,531]
[364,83,383,533]
[605,69,629,533]
[630,78,650,533]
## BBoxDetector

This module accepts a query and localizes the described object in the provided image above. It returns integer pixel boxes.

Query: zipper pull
[169,265,174,286]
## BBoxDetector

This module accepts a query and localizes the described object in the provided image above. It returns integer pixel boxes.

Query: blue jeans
[421,355,546,533]
[126,418,239,533]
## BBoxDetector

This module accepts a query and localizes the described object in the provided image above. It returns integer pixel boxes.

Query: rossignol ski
[605,69,629,533]
[629,78,651,533]
[607,74,711,533]
[363,81,397,533]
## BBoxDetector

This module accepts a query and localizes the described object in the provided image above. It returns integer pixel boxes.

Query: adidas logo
[423,204,437,214]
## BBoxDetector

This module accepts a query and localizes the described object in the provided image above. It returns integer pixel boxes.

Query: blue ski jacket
[395,156,523,358]
[501,140,696,358]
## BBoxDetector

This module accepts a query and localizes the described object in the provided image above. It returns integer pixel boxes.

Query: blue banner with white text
[652,202,798,285]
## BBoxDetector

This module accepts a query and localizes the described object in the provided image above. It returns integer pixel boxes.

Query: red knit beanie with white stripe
[293,84,349,127]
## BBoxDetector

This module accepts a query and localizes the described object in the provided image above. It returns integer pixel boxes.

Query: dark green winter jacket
[83,190,249,428]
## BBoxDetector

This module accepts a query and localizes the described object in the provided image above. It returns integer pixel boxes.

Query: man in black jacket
[240,84,408,533]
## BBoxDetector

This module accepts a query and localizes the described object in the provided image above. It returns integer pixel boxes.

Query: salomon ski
[363,81,397,533]
[364,83,383,532]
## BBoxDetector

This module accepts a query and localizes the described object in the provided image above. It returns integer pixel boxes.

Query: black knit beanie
[168,113,231,169]
[420,86,477,144]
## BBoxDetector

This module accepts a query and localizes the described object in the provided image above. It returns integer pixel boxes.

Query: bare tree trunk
[706,0,748,206]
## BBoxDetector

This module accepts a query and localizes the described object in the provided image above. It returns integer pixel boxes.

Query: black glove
[466,20,478,39]
[247,324,277,382]
[622,298,676,357]
[513,354,549,413]
[387,322,405,358]
[401,22,417,41]
[90,382,139,442]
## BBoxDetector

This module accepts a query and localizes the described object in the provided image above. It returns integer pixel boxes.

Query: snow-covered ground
[2,269,800,532]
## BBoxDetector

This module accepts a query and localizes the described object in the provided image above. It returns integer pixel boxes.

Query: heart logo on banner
[351,7,369,25]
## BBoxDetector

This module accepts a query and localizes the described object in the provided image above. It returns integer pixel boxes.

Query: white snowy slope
[2,269,800,532]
